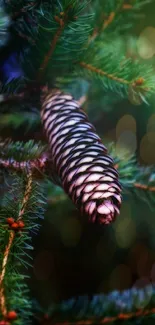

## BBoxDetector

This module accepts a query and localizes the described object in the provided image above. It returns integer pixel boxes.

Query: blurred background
[26,1,155,310]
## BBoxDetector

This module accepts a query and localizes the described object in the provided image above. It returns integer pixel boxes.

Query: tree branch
[0,170,33,321]
[0,231,14,318]
[37,10,70,82]
[79,61,130,85]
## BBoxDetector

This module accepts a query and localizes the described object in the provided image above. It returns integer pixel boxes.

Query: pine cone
[41,89,122,224]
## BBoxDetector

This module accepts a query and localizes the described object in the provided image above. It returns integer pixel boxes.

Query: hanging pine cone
[41,89,122,224]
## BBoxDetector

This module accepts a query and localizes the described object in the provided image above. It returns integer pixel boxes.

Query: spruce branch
[78,38,155,100]
[0,139,61,185]
[0,170,32,321]
[0,170,46,324]
[91,0,153,37]
[0,140,47,179]
[134,182,155,192]
[1,0,155,324]
[0,155,47,177]
[36,285,155,325]
[37,7,69,81]
[79,61,130,86]
[101,0,124,32]
[21,0,93,79]
[17,169,33,220]
[108,144,155,209]
[0,140,47,162]
[0,231,14,318]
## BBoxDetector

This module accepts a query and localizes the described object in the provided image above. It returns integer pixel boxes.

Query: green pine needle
[0,175,46,324]
[0,140,47,162]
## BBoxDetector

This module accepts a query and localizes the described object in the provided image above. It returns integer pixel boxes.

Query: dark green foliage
[0,175,46,324]
[0,140,47,161]
[91,0,153,34]
[79,38,155,99]
[22,0,93,80]
[0,6,10,48]
[37,285,155,324]
[1,0,155,324]
[1,0,155,100]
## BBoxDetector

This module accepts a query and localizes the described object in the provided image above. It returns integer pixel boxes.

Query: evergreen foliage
[0,0,155,324]
[36,285,155,324]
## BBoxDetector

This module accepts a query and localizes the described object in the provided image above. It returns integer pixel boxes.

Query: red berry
[11,222,18,230]
[0,321,10,325]
[6,218,14,225]
[17,221,25,228]
[135,77,144,85]
[6,310,17,320]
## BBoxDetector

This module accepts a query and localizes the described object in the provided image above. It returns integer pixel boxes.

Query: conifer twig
[17,170,33,220]
[102,0,124,31]
[0,170,33,320]
[0,153,48,177]
[37,8,70,81]
[79,61,129,85]
[134,183,155,192]
[90,1,135,41]
[114,163,155,193]
[39,306,155,324]
[0,231,15,317]
[79,62,150,92]
[39,282,155,324]
[37,25,64,81]
[78,95,87,107]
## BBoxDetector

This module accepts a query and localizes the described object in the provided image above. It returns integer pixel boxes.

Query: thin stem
[0,231,15,317]
[90,0,133,41]
[41,307,155,325]
[37,9,69,81]
[78,95,87,107]
[0,154,48,177]
[134,183,155,192]
[79,62,150,92]
[17,170,33,221]
[0,170,33,318]
[37,25,64,79]
[102,0,124,31]
[79,61,130,85]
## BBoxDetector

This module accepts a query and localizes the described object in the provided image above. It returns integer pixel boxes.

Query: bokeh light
[116,114,136,138]
[116,130,137,156]
[147,114,155,133]
[146,131,155,144]
[114,218,136,249]
[140,134,155,163]
[146,113,155,144]
[137,26,155,59]
[113,203,136,249]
